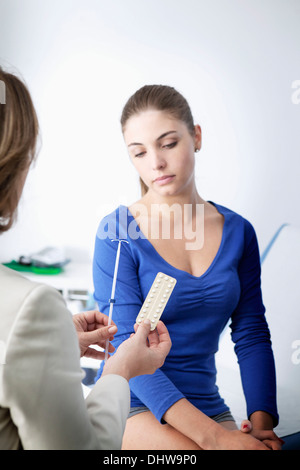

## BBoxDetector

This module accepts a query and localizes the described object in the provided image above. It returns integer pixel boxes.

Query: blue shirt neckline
[121,200,227,281]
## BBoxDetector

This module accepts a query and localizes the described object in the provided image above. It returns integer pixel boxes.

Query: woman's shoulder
[0,263,42,299]
[96,205,139,242]
[210,201,255,233]
[0,264,66,343]
[0,263,63,296]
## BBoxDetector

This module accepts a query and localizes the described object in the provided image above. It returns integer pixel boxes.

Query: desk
[23,261,94,300]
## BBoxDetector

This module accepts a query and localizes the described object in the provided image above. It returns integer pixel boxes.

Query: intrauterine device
[135,272,177,330]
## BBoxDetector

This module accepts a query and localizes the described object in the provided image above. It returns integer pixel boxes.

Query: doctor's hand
[72,310,117,360]
[102,320,172,381]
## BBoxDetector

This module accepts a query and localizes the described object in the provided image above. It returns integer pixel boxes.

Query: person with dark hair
[0,69,171,450]
[93,84,282,450]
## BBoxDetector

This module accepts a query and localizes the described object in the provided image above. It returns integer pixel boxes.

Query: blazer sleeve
[93,231,185,423]
[2,283,130,449]
[230,220,279,426]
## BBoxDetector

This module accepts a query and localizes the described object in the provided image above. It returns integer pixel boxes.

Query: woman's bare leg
[122,410,238,450]
[121,411,202,450]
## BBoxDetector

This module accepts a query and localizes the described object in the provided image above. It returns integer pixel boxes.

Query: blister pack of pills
[136,272,177,330]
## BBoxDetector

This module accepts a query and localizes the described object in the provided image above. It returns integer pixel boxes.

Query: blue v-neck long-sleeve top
[93,201,279,425]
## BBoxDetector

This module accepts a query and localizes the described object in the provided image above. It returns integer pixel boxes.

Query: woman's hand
[215,429,271,450]
[72,310,117,359]
[103,320,172,380]
[240,419,284,450]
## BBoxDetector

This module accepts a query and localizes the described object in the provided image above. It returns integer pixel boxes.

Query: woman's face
[123,109,201,198]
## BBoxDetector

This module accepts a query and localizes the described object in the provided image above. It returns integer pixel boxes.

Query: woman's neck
[137,186,206,230]
[142,186,205,209]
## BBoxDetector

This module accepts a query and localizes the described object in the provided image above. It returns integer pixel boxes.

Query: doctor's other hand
[72,310,117,359]
[102,320,172,381]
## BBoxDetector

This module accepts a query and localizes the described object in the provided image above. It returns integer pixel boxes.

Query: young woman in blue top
[93,85,281,450]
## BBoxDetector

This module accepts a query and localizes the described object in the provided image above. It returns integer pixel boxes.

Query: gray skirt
[128,406,235,424]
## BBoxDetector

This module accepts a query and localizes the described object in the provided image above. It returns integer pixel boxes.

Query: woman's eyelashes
[163,141,177,150]
[134,150,146,158]
[134,141,178,158]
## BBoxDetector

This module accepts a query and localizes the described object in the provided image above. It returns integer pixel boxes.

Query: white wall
[0,0,299,263]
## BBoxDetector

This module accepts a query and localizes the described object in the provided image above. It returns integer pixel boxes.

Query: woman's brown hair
[0,68,39,233]
[120,85,195,196]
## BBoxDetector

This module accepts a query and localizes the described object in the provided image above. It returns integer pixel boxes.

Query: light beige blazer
[0,265,130,450]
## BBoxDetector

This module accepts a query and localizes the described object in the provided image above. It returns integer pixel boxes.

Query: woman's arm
[243,411,283,449]
[163,398,270,450]
[230,220,279,426]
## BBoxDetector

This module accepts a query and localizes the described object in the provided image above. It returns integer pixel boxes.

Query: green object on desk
[3,261,63,275]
